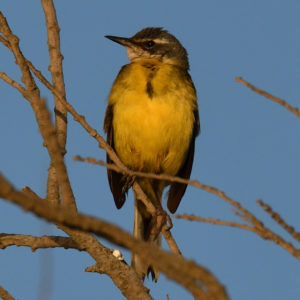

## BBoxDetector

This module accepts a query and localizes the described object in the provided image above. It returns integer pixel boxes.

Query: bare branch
[72,156,263,228]
[0,12,76,210]
[0,233,83,251]
[0,72,27,95]
[0,35,54,103]
[0,174,229,300]
[236,77,300,119]
[41,0,68,205]
[0,35,10,48]
[61,227,153,300]
[176,209,300,260]
[162,224,182,256]
[72,155,298,258]
[85,262,152,300]
[32,97,76,209]
[18,187,155,300]
[0,285,15,300]
[257,200,300,242]
[175,214,255,232]
[41,0,67,149]
[0,13,38,92]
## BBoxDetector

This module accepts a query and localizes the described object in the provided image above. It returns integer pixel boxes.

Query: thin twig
[0,233,84,251]
[175,214,255,232]
[257,200,300,242]
[72,155,263,228]
[0,72,27,95]
[76,156,300,259]
[0,35,54,101]
[162,226,182,256]
[236,77,300,118]
[176,211,300,260]
[0,13,38,93]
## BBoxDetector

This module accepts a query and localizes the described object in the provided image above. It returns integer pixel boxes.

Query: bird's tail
[131,197,161,281]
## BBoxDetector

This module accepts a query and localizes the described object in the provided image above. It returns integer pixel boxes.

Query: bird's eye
[144,40,155,48]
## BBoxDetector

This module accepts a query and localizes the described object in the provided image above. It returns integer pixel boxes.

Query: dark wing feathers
[104,104,126,209]
[167,126,196,213]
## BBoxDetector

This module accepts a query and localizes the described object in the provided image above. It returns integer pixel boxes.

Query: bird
[103,27,200,281]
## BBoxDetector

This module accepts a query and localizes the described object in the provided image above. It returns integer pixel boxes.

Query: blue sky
[1,1,300,299]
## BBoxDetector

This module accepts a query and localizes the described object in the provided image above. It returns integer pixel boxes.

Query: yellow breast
[109,59,197,175]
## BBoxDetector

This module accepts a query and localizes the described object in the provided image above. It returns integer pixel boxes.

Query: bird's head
[105,27,189,70]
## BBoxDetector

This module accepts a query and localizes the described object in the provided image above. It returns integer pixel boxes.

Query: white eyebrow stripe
[137,38,169,44]
[153,38,169,44]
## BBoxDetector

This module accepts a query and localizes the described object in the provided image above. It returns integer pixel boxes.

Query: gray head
[105,27,189,70]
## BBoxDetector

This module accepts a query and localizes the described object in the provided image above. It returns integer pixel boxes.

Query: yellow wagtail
[104,27,200,281]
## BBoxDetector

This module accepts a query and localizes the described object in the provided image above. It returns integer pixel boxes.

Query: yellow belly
[109,60,196,175]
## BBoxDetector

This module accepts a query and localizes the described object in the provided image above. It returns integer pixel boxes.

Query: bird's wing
[167,73,200,213]
[167,110,199,213]
[103,104,126,209]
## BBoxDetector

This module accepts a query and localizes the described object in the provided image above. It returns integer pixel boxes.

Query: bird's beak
[105,35,133,48]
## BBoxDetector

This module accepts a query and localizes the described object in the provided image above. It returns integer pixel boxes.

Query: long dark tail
[131,197,161,281]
